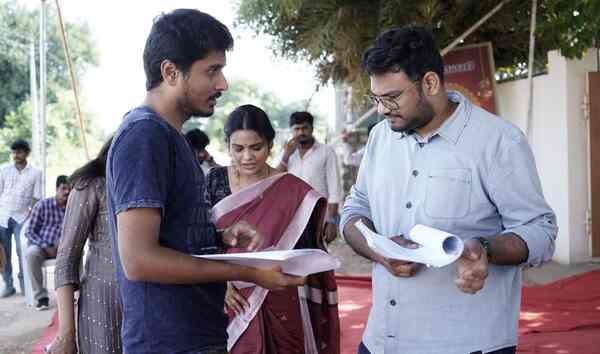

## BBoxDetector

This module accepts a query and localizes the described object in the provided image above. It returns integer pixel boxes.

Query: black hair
[289,111,314,128]
[362,25,444,82]
[10,139,30,153]
[143,9,234,91]
[185,129,210,151]
[69,137,113,187]
[56,175,69,189]
[224,105,276,144]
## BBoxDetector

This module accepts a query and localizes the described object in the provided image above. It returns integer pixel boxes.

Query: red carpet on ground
[32,271,600,354]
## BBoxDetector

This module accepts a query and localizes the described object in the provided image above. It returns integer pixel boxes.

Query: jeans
[358,342,516,354]
[0,218,24,292]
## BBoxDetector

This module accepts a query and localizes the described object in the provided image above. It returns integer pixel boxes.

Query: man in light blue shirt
[341,26,557,354]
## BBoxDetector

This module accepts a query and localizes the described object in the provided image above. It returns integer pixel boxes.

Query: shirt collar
[435,90,470,145]
[383,91,470,145]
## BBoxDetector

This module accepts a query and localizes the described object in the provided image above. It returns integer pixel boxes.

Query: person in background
[25,175,71,311]
[276,112,342,244]
[0,139,43,298]
[185,128,220,175]
[206,104,340,353]
[46,138,122,354]
[340,122,377,167]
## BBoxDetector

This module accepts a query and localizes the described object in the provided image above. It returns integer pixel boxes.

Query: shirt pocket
[425,168,472,219]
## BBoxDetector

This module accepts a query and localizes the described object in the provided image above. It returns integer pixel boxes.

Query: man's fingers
[455,277,485,294]
[231,289,249,309]
[386,260,418,277]
[389,235,420,249]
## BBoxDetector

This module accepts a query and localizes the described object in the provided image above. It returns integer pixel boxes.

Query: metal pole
[440,0,511,56]
[54,0,90,160]
[29,41,39,169]
[525,0,538,142]
[39,0,47,195]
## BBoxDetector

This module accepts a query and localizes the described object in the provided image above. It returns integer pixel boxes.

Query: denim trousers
[0,217,24,292]
[358,342,516,354]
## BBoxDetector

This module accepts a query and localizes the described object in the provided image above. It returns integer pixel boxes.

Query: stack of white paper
[355,221,464,267]
[194,249,340,288]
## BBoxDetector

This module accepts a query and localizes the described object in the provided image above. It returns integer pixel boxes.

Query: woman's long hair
[69,137,113,186]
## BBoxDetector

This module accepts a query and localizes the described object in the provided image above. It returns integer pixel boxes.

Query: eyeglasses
[366,80,420,111]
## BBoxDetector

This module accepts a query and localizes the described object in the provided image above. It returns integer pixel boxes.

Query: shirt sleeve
[33,169,43,201]
[26,200,46,247]
[54,182,98,290]
[487,133,558,267]
[340,142,373,238]
[342,143,364,167]
[325,146,342,204]
[108,120,171,215]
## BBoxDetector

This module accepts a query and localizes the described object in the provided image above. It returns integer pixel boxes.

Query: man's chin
[191,108,214,118]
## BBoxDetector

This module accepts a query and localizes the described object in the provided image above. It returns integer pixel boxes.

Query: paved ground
[1,237,599,353]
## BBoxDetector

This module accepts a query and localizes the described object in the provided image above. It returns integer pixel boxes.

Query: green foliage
[183,78,326,158]
[236,0,600,101]
[0,90,106,164]
[0,0,101,192]
[0,0,98,126]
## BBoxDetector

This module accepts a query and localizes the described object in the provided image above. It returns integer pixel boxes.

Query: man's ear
[161,60,179,86]
[421,71,442,96]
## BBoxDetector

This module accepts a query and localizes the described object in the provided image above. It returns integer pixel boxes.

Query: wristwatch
[475,236,492,259]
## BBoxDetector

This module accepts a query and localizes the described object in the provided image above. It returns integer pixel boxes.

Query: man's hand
[455,239,489,294]
[224,282,249,316]
[375,235,420,277]
[250,265,306,291]
[323,223,338,243]
[222,221,263,251]
[282,138,298,160]
[341,129,350,143]
[45,246,58,258]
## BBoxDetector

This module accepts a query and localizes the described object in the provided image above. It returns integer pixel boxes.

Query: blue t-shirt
[106,106,227,354]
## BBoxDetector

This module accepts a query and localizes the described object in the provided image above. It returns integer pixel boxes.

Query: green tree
[183,78,326,157]
[236,0,600,102]
[0,0,98,126]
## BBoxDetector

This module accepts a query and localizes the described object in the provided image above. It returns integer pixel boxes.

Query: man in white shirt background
[277,111,342,243]
[340,122,377,167]
[0,139,43,298]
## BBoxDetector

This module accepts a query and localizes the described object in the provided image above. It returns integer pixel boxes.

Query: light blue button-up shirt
[341,91,557,354]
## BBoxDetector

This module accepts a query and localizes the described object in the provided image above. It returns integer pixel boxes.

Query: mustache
[209,92,222,100]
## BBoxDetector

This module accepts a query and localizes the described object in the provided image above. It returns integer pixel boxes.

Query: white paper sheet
[354,221,464,267]
[193,249,341,288]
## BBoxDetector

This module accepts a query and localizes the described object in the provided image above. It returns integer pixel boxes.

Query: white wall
[496,49,598,264]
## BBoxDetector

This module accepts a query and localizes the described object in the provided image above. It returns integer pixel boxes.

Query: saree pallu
[212,173,340,354]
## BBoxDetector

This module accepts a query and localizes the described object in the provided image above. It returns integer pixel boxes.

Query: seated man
[25,175,70,310]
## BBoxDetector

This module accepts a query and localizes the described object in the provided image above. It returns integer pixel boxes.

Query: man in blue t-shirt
[106,10,305,354]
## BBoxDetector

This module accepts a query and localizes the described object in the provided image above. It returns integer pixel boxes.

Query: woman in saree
[205,104,340,354]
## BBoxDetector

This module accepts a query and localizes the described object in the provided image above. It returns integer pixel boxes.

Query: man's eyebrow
[370,89,403,97]
[207,63,224,71]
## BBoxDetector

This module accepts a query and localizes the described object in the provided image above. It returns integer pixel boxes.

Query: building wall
[496,49,598,264]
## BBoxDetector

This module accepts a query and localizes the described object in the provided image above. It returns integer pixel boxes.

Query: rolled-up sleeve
[487,134,558,267]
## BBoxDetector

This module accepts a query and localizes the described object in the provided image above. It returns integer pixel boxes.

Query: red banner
[443,42,497,114]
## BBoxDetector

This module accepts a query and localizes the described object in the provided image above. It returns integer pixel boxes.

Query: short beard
[389,90,434,133]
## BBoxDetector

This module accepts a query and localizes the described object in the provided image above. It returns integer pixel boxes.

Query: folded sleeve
[487,133,558,267]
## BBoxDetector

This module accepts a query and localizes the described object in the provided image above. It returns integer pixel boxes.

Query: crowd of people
[0,8,558,354]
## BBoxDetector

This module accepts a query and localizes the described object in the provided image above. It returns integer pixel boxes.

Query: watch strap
[475,236,492,259]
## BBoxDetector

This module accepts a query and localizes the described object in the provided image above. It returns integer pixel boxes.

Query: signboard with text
[444,42,497,114]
